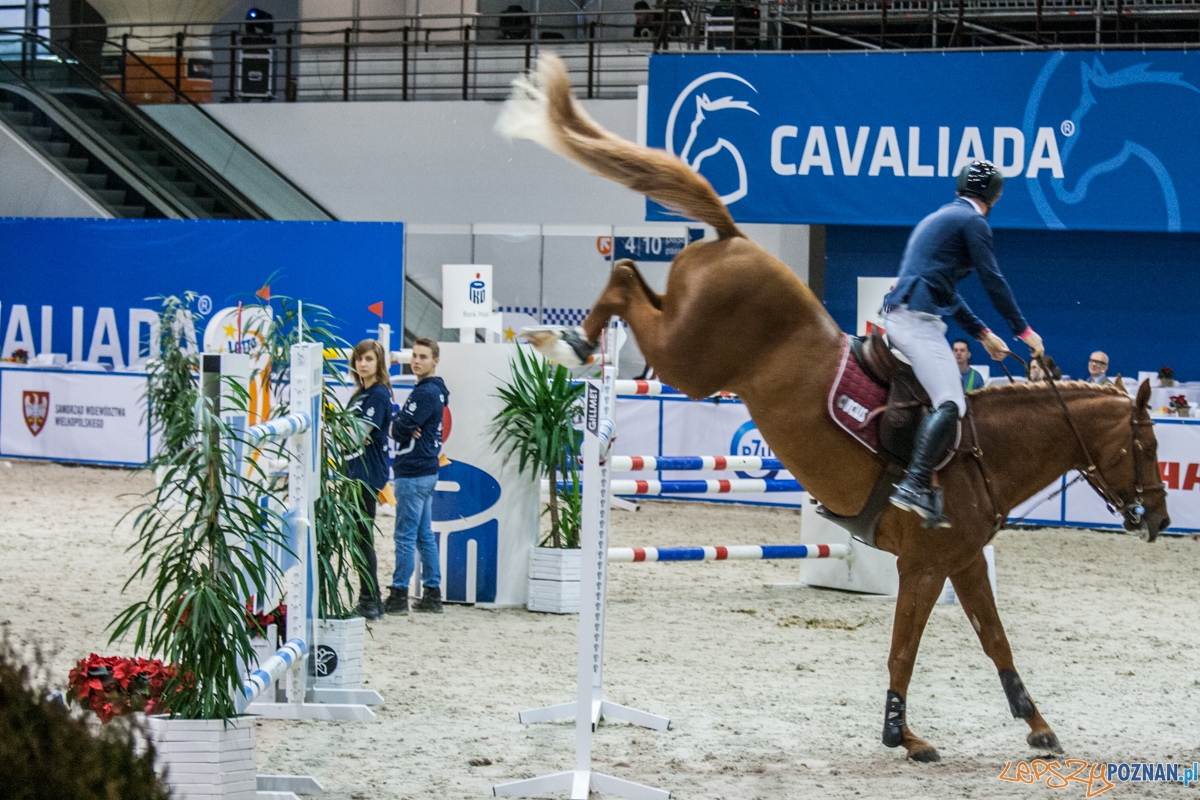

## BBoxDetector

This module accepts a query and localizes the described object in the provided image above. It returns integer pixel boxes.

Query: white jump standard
[496,329,669,800]
[229,341,384,723]
[495,324,854,800]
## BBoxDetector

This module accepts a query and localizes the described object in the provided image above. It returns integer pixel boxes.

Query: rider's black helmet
[956,160,1004,205]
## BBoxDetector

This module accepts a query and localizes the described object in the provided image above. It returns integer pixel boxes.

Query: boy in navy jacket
[385,338,450,614]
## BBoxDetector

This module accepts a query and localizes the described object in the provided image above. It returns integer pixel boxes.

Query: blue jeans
[392,473,441,591]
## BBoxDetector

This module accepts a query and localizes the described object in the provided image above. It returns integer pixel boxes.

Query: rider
[881,160,1044,529]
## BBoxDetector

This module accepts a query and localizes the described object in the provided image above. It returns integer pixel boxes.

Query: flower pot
[1160,378,1176,387]
[314,617,365,688]
[1176,408,1190,418]
[146,715,256,800]
[527,547,581,614]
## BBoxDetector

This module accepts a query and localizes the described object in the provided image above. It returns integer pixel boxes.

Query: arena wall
[823,224,1200,384]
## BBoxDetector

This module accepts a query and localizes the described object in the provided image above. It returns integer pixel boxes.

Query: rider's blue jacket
[883,198,1028,340]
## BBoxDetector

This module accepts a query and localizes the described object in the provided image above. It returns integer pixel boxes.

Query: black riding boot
[889,401,960,529]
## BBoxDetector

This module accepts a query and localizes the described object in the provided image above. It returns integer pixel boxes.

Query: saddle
[851,333,932,466]
[819,332,961,547]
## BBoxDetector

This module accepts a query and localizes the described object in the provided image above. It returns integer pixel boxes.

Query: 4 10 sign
[612,229,705,262]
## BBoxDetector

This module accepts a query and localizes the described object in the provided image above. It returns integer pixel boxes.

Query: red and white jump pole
[608,543,851,563]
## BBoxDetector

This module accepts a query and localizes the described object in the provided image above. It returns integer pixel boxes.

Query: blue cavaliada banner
[645,51,1200,232]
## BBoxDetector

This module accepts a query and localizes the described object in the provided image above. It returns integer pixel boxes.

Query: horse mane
[495,54,743,240]
[969,379,1131,403]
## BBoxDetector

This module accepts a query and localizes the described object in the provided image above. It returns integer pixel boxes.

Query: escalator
[0,32,331,220]
[1,32,450,337]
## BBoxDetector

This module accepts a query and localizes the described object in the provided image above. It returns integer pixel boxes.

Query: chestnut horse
[499,55,1170,762]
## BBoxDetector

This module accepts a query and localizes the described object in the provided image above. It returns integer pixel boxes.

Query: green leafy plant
[143,293,200,456]
[259,297,371,619]
[491,346,585,548]
[111,295,288,720]
[545,478,583,549]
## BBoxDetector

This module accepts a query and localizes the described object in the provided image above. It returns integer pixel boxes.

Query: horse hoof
[519,326,592,366]
[908,747,941,763]
[1028,731,1063,753]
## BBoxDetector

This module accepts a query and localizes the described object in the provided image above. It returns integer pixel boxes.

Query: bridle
[995,353,1165,529]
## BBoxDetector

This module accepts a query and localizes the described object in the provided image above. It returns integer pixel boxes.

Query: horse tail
[495,53,743,240]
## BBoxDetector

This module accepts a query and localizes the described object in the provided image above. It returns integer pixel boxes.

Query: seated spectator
[1087,351,1111,385]
[1026,355,1061,382]
[952,338,984,393]
[633,0,656,38]
[498,4,531,40]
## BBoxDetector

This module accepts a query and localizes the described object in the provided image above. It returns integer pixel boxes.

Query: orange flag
[256,285,271,301]
[368,301,384,318]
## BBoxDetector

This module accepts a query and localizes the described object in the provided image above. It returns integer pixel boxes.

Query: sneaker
[356,595,383,621]
[413,585,443,614]
[384,587,409,615]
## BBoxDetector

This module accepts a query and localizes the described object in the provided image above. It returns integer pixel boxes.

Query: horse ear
[1136,379,1152,410]
[1114,374,1126,393]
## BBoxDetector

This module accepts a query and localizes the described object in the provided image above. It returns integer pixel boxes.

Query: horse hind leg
[949,554,1062,754]
[524,259,663,365]
[884,568,945,763]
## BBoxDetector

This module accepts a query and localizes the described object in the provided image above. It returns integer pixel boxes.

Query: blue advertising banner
[0,219,404,368]
[646,51,1200,231]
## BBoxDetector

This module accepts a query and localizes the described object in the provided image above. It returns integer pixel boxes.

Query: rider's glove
[1017,328,1045,358]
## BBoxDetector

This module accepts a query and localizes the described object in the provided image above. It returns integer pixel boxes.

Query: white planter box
[314,617,365,688]
[527,547,581,614]
[146,715,256,800]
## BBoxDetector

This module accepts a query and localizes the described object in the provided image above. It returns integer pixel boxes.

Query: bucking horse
[498,54,1170,762]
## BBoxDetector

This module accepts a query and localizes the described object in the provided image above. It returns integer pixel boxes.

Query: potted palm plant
[490,346,585,613]
[260,297,371,689]
[109,294,288,799]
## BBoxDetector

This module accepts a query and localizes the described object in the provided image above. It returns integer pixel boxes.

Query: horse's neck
[974,387,1131,512]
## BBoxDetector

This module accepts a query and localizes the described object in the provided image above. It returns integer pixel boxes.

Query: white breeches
[882,306,967,417]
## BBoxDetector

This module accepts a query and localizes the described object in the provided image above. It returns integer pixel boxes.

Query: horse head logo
[1025,55,1200,231]
[666,72,759,205]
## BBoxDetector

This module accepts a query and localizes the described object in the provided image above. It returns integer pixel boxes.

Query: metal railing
[7,1,1200,103]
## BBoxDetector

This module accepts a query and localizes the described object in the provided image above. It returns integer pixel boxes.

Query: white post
[495,322,668,800]
[241,341,382,722]
[376,323,391,354]
[286,342,322,708]
[459,328,475,343]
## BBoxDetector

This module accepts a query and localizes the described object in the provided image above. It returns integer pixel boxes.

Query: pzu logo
[730,419,778,479]
[665,72,759,205]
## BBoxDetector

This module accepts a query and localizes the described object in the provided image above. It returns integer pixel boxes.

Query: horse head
[1098,377,1170,541]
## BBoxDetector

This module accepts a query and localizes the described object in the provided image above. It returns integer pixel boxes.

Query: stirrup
[889,484,952,529]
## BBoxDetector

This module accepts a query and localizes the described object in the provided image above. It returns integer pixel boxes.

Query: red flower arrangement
[1170,395,1190,410]
[246,600,286,637]
[1158,366,1175,381]
[67,654,190,723]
